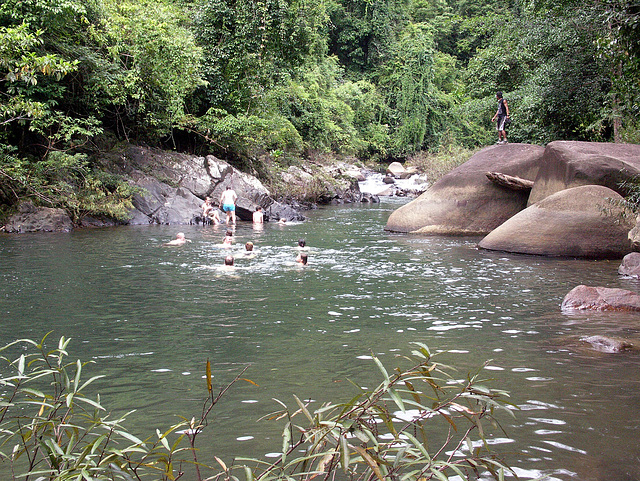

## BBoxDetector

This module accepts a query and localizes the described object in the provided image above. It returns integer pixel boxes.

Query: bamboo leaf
[388,388,405,412]
[157,429,170,451]
[215,455,228,471]
[293,395,314,423]
[281,421,291,462]
[17,355,25,377]
[372,356,390,386]
[438,411,457,432]
[74,396,105,411]
[353,446,384,481]
[115,429,145,446]
[74,359,82,392]
[78,375,106,393]
[206,359,212,393]
[244,466,255,481]
[339,435,350,473]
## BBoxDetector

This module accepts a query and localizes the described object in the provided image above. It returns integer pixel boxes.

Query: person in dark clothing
[491,91,510,144]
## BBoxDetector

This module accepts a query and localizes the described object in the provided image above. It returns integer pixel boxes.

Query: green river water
[1,198,639,480]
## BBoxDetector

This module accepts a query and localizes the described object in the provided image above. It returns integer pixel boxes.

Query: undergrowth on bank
[406,145,479,184]
[0,334,515,480]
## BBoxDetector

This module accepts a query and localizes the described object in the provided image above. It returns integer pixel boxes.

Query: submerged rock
[629,217,640,251]
[561,285,640,312]
[580,335,633,353]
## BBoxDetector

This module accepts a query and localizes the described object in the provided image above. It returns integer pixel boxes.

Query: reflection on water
[1,198,639,480]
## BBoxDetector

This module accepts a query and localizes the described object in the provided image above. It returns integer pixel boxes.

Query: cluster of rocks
[386,141,640,253]
[385,141,640,353]
[376,162,426,197]
[2,146,375,232]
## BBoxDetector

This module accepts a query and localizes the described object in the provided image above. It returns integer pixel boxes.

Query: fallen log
[486,171,534,191]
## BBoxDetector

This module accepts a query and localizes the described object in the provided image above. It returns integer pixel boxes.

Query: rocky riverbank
[1,144,423,233]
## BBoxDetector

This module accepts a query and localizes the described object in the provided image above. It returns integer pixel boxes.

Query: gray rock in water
[106,145,298,225]
[629,217,640,251]
[265,201,305,222]
[619,252,640,278]
[580,335,633,353]
[3,202,73,233]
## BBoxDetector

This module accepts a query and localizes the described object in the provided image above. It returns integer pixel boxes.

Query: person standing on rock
[219,186,238,224]
[491,91,510,144]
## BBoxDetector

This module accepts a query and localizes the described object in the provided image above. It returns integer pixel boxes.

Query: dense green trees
[1,0,639,219]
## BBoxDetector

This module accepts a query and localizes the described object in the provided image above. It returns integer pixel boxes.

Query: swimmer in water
[164,232,191,246]
[253,207,264,224]
[296,252,308,265]
[222,229,234,246]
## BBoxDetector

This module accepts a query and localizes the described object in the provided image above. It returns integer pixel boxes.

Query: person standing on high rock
[491,91,510,145]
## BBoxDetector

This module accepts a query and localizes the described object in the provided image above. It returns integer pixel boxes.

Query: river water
[1,197,639,480]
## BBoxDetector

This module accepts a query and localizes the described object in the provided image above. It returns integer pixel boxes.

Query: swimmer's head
[298,238,306,248]
[176,232,185,240]
[225,229,233,237]
[245,241,254,251]
[297,253,308,265]
[224,255,234,266]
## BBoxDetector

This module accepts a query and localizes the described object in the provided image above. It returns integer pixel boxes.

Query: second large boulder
[478,185,635,258]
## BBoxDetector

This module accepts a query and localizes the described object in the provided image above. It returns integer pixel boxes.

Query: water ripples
[1,201,640,480]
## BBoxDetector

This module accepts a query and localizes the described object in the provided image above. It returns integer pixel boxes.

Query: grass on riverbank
[405,145,479,184]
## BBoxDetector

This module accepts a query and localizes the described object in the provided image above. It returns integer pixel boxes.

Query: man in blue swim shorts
[219,186,238,224]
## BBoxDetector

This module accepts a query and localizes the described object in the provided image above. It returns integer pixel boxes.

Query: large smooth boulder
[528,141,640,205]
[3,202,73,233]
[107,145,297,224]
[561,285,640,311]
[478,185,634,258]
[385,143,544,234]
[619,252,640,278]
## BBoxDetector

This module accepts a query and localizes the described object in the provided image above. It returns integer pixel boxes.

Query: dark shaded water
[1,198,639,480]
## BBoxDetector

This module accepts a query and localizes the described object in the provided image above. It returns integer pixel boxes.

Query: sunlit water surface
[1,198,639,480]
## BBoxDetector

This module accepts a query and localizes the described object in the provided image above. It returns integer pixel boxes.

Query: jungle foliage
[0,335,513,480]
[1,0,639,218]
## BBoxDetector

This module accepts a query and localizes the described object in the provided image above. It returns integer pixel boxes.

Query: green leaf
[387,388,405,412]
[372,356,390,386]
[281,421,291,462]
[339,435,350,473]
[74,396,105,411]
[115,429,145,446]
[157,429,170,451]
[293,395,314,423]
[74,359,82,392]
